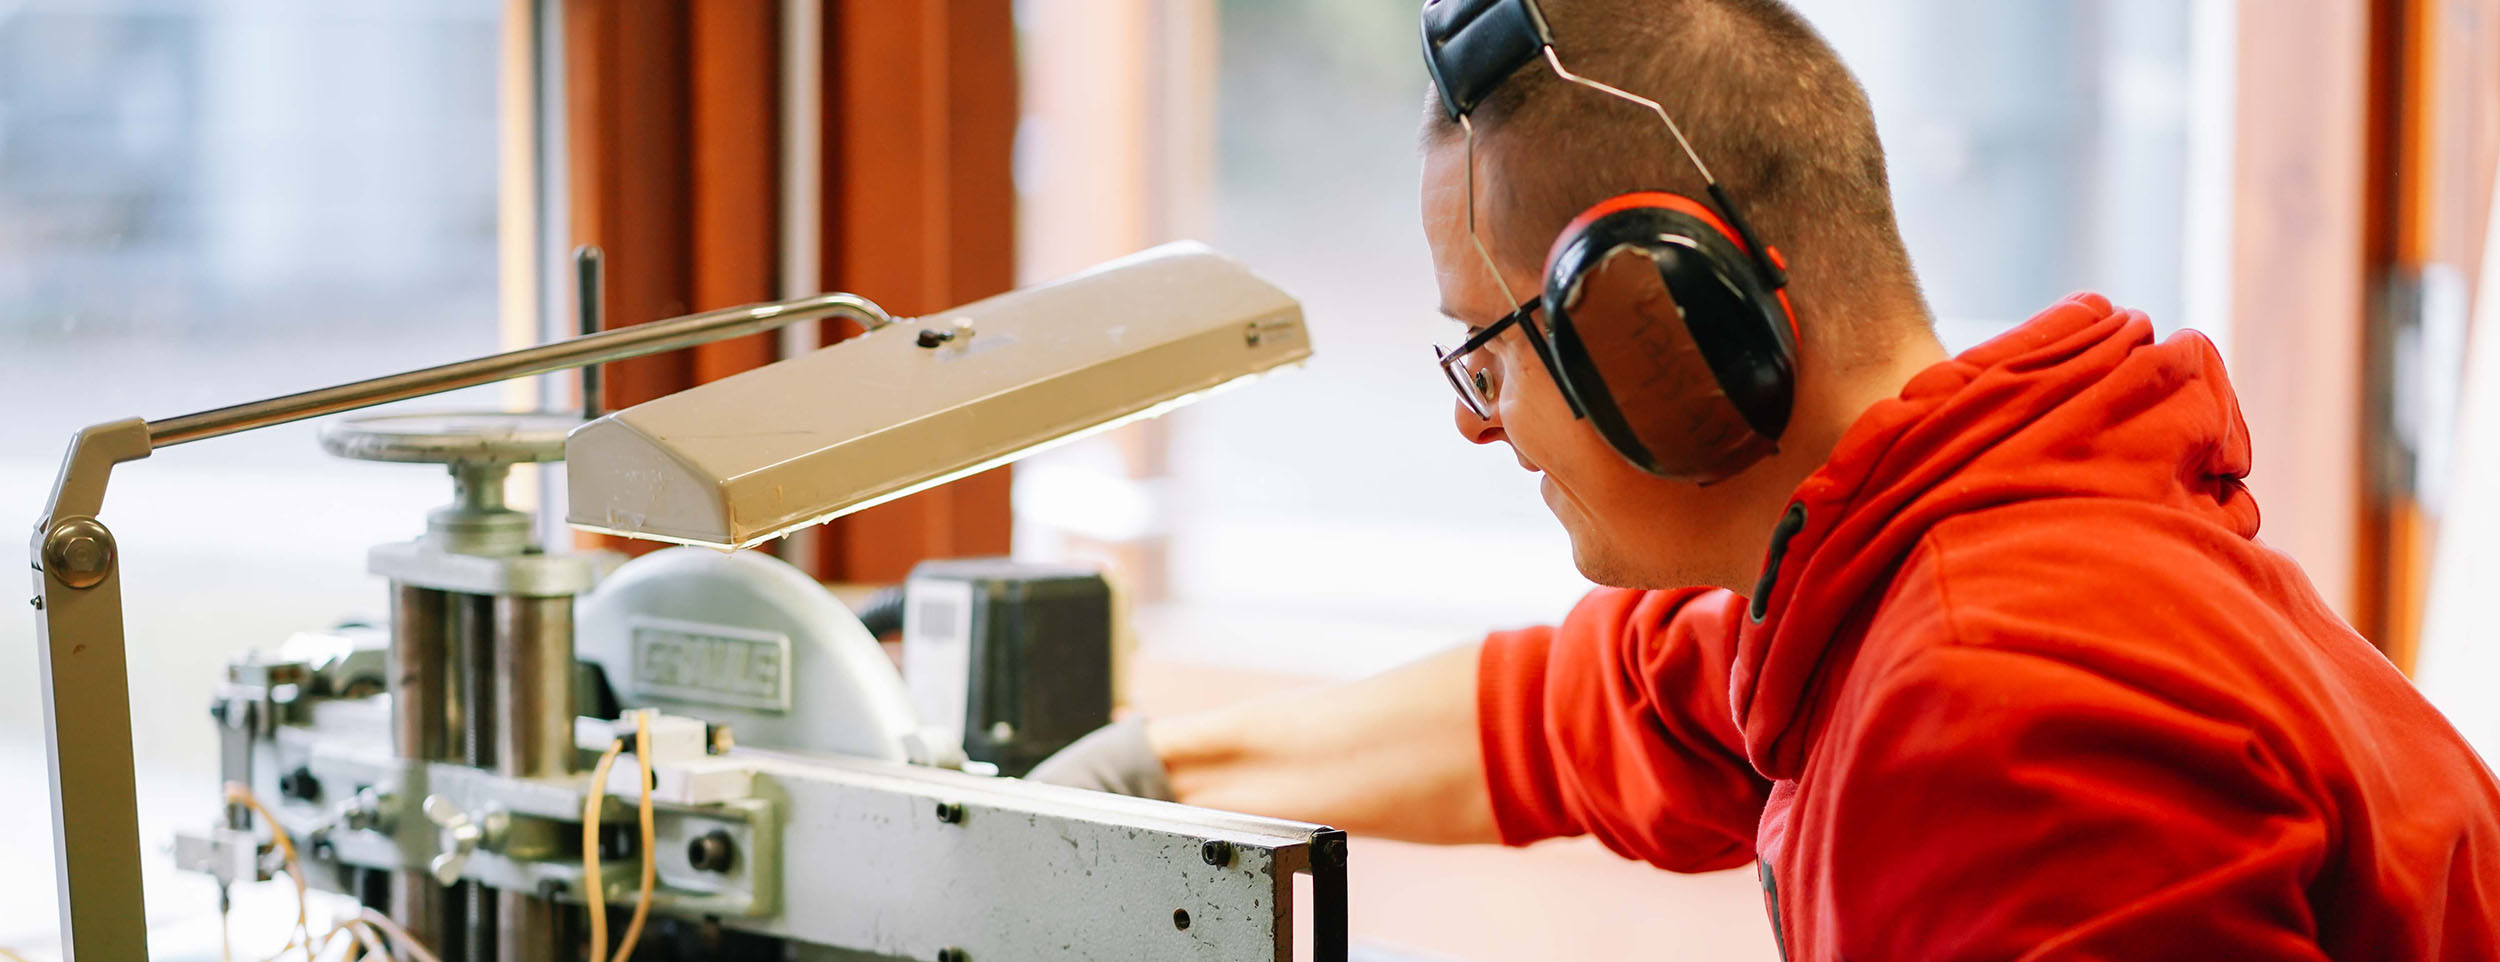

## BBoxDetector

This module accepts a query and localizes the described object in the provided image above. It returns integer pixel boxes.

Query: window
[1792,0,2235,353]
[1061,0,2237,679]
[0,1,504,945]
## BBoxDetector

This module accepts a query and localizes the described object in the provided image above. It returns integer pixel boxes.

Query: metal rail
[147,292,891,448]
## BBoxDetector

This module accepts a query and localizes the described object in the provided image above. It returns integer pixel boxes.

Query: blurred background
[2,0,2494,959]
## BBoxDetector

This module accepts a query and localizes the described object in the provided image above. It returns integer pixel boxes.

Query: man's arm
[1028,641,1494,843]
[1035,587,1774,864]
[1148,641,1497,844]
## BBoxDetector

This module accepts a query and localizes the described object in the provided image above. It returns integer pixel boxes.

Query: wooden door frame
[2231,0,2498,667]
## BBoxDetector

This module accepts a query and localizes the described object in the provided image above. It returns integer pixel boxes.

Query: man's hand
[1026,718,1176,801]
[1030,642,1498,844]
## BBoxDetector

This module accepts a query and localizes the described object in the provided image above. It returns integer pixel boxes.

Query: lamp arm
[26,290,890,962]
[150,292,891,448]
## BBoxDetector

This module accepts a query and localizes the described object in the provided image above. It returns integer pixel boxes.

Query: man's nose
[1454,398,1505,445]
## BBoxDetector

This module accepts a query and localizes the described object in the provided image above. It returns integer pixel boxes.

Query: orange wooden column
[690,0,782,384]
[564,0,1017,573]
[801,0,1020,583]
[568,0,778,390]
[566,0,694,558]
[2353,0,2500,669]
[565,0,695,413]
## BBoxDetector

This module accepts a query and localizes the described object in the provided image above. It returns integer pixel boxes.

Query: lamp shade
[565,242,1309,548]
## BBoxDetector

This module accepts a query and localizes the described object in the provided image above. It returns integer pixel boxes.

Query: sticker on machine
[628,615,794,713]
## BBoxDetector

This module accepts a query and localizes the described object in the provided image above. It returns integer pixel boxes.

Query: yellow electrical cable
[342,917,391,962]
[224,783,314,962]
[16,789,427,962]
[350,909,392,954]
[582,733,628,962]
[354,910,439,962]
[308,923,358,962]
[612,711,658,961]
[221,784,416,962]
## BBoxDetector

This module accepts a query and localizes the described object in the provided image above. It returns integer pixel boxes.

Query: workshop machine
[33,244,1338,961]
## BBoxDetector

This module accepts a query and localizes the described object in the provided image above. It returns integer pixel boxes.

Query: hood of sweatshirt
[1730,294,2255,779]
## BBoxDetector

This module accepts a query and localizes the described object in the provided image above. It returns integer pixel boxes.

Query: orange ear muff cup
[1540,194,1798,483]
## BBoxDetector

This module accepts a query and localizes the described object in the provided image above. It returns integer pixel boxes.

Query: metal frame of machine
[29,246,1336,961]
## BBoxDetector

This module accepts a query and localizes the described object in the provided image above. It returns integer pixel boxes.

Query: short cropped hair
[1424,0,1929,357]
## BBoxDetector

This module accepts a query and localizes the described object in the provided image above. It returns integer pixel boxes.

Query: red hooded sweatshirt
[1477,295,2500,960]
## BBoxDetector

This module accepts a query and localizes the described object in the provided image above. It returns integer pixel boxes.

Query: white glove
[1024,719,1175,801]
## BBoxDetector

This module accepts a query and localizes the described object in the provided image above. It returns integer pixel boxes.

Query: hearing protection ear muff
[1421,0,1801,484]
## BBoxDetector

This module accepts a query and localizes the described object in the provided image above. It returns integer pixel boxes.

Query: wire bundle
[221,783,440,962]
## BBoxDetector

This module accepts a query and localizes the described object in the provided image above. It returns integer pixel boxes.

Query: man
[1032,0,2500,957]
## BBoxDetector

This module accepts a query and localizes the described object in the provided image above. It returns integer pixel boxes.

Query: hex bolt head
[933,801,964,824]
[41,518,115,590]
[1200,840,1233,867]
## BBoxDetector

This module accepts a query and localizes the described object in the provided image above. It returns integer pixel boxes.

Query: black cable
[853,583,908,639]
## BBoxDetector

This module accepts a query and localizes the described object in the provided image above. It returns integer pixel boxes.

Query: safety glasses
[1433,295,1577,420]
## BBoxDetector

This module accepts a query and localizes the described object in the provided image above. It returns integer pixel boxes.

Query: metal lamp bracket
[26,294,889,962]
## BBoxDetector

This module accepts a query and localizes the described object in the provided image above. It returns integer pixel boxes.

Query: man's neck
[1700,325,1951,593]
[1819,328,1951,439]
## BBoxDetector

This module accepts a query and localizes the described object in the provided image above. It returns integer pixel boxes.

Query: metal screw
[687,830,737,873]
[28,596,41,610]
[933,801,964,824]
[916,328,956,349]
[936,948,969,962]
[342,787,394,833]
[41,518,114,590]
[60,537,102,568]
[1200,840,1232,867]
